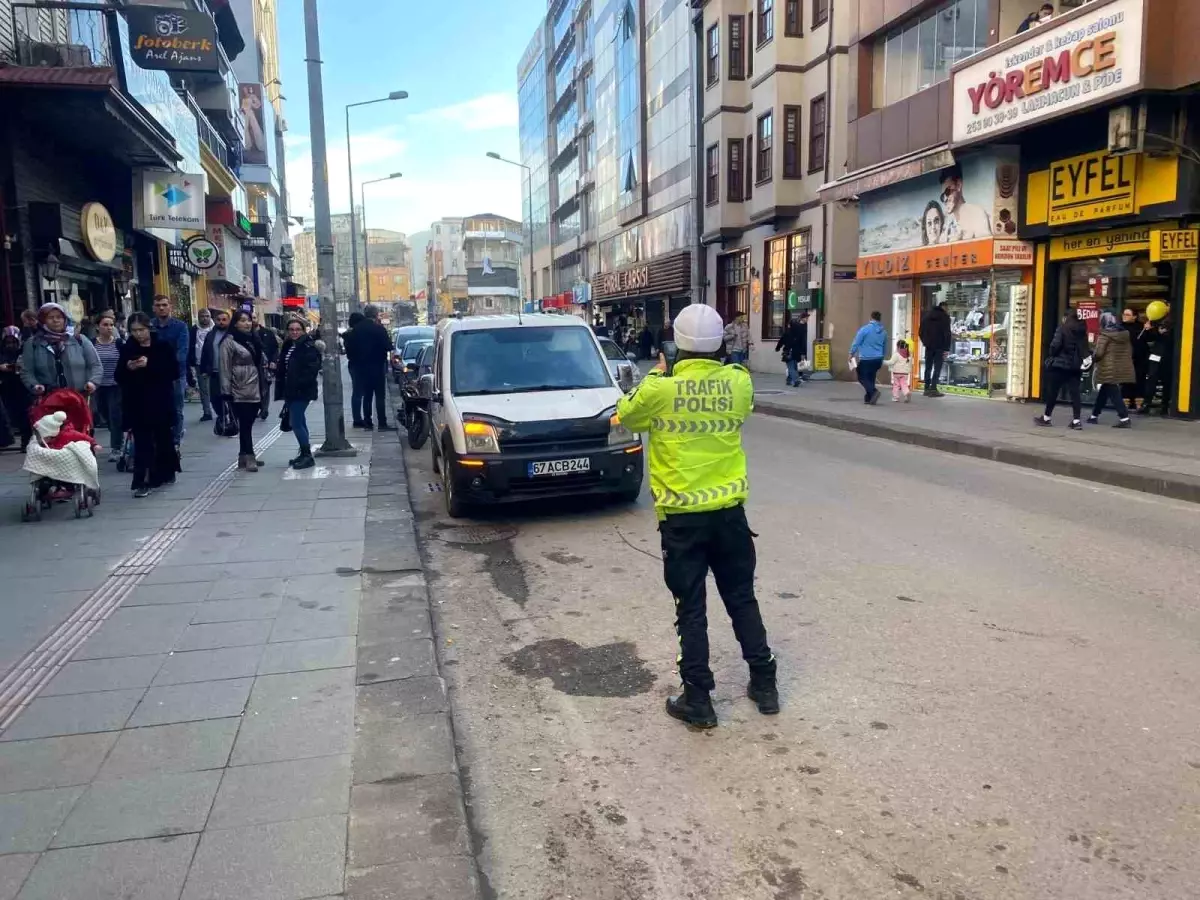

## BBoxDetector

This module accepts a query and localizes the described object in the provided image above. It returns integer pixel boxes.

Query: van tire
[441,439,465,519]
[431,438,440,474]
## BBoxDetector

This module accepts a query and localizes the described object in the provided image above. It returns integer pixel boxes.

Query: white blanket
[21,413,99,491]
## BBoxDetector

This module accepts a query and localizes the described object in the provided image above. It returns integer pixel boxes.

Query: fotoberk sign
[125,6,220,73]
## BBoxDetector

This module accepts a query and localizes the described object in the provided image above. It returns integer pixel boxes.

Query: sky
[277,0,545,239]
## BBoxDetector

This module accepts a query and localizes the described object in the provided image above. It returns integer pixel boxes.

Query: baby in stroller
[21,388,102,521]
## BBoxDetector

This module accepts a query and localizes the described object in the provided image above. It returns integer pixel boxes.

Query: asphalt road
[406,414,1200,900]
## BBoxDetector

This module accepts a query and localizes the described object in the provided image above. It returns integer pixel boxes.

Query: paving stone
[353,712,456,785]
[123,582,213,607]
[97,719,240,779]
[355,677,448,725]
[345,856,480,900]
[180,815,346,900]
[0,732,118,793]
[1,690,141,741]
[174,620,273,652]
[302,521,365,543]
[128,678,253,728]
[257,637,356,675]
[269,595,359,644]
[0,787,84,853]
[189,595,283,624]
[310,499,368,519]
[51,770,221,848]
[231,668,354,766]
[42,655,166,697]
[208,754,350,829]
[139,563,231,585]
[356,638,435,685]
[73,606,198,660]
[347,775,470,868]
[356,603,431,637]
[206,576,286,601]
[152,646,264,687]
[17,834,198,900]
[0,853,36,900]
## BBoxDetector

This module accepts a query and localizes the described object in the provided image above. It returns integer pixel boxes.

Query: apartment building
[698,0,857,374]
[424,217,468,317]
[462,214,525,315]
[824,0,1200,415]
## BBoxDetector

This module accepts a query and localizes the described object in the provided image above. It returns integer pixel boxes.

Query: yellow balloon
[1146,300,1168,322]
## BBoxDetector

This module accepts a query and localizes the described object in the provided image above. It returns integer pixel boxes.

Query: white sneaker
[892,397,900,402]
[108,451,121,462]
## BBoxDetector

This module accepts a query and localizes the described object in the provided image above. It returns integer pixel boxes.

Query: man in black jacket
[341,312,365,427]
[353,305,394,430]
[918,302,953,397]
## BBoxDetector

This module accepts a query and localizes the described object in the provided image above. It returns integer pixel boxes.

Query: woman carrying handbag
[274,317,323,469]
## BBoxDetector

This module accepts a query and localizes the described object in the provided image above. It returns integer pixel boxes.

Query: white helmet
[673,304,725,353]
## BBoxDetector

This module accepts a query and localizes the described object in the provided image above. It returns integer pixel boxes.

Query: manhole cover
[435,525,518,545]
[426,482,443,493]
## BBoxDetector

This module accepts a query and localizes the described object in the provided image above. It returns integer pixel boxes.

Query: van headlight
[607,412,636,446]
[462,419,500,454]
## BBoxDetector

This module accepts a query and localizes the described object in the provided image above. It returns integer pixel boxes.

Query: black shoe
[377,420,392,431]
[292,453,315,470]
[133,487,150,498]
[1033,415,1052,427]
[351,420,366,428]
[360,421,374,430]
[747,672,780,715]
[199,414,213,422]
[1087,415,1099,424]
[1068,420,1083,430]
[869,390,881,405]
[1113,418,1132,429]
[665,685,718,729]
[929,390,945,398]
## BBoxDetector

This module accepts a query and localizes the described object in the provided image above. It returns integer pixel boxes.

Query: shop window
[813,0,828,28]
[705,144,719,206]
[808,95,826,174]
[706,23,719,87]
[783,105,801,179]
[785,0,801,36]
[727,138,744,202]
[729,15,745,80]
[872,0,988,110]
[757,0,773,45]
[761,230,810,340]
[756,111,773,184]
[717,249,751,324]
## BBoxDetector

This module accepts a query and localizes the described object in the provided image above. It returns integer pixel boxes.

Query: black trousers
[856,358,883,401]
[208,374,226,426]
[360,369,387,426]
[232,402,258,456]
[923,351,944,390]
[659,505,775,693]
[1143,360,1173,413]
[1043,368,1082,420]
[131,422,176,490]
[1091,383,1130,420]
[349,366,364,424]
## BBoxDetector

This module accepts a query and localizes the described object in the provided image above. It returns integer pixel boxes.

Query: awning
[818,145,955,204]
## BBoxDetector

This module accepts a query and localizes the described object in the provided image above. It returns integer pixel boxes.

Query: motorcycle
[397,363,429,450]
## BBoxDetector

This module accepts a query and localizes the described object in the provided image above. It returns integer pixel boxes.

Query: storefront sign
[858,150,1020,258]
[1048,224,1152,260]
[1150,228,1199,262]
[168,246,201,276]
[599,266,649,295]
[819,148,957,203]
[1048,150,1137,225]
[234,212,252,235]
[207,225,244,285]
[991,239,1034,265]
[80,202,117,263]
[858,238,999,279]
[951,0,1146,146]
[812,340,832,373]
[184,235,219,270]
[125,6,220,73]
[139,172,206,230]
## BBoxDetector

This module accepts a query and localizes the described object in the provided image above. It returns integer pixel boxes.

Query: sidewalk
[749,374,1200,503]
[0,379,477,899]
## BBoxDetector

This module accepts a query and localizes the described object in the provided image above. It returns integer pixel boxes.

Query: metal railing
[180,88,230,168]
[6,3,113,68]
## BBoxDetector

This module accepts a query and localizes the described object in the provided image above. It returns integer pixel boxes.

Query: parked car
[391,326,435,383]
[597,336,642,392]
[426,314,643,517]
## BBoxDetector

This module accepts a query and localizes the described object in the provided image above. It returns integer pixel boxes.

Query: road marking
[0,427,283,734]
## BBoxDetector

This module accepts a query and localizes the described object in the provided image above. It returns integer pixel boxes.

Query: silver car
[597,336,643,392]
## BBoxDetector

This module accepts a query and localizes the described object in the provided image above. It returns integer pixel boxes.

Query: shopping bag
[848,356,859,371]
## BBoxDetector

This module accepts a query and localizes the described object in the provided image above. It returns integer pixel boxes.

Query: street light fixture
[346,90,408,311]
[360,172,403,306]
[485,151,535,312]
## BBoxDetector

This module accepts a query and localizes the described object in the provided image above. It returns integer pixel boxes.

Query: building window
[761,229,810,340]
[808,94,826,174]
[785,0,801,36]
[745,133,753,200]
[717,249,750,324]
[872,0,987,109]
[727,138,744,202]
[757,0,773,45]
[756,111,772,184]
[783,105,801,179]
[705,143,719,205]
[729,15,745,80]
[747,13,754,77]
[706,23,719,86]
[813,0,828,27]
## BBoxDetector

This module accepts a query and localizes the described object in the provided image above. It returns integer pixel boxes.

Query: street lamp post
[486,151,535,311]
[346,90,407,312]
[302,0,354,455]
[360,172,403,307]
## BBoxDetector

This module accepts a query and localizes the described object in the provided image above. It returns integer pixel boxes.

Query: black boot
[666,684,718,729]
[747,670,780,715]
[292,445,315,470]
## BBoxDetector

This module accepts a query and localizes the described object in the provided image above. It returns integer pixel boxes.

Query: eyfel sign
[951,0,1145,146]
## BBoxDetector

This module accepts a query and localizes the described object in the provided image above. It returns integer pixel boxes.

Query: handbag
[216,405,239,437]
[279,406,292,433]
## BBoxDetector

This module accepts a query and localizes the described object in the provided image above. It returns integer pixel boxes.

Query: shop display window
[918,272,1020,397]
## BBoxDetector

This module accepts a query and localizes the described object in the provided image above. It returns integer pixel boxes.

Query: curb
[754,400,1200,506]
[345,422,483,900]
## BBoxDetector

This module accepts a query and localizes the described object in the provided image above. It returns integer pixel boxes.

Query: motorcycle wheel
[407,408,429,449]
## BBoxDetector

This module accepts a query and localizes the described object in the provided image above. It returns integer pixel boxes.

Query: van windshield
[451,326,613,396]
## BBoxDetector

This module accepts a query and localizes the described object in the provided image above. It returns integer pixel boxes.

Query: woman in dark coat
[1088,312,1135,427]
[1035,310,1088,430]
[116,313,180,497]
[0,326,31,450]
[274,317,323,470]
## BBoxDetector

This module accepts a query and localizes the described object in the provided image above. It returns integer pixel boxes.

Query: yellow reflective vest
[616,358,753,518]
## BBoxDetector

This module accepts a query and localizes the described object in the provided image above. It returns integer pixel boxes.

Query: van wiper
[505,384,589,394]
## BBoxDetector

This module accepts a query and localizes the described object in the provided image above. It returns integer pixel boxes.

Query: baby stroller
[21,389,102,521]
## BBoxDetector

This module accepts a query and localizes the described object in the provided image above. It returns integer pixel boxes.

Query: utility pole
[303,0,355,456]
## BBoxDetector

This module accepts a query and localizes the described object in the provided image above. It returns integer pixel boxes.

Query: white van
[426,314,644,517]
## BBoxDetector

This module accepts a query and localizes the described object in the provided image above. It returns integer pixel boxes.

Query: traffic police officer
[616,304,777,728]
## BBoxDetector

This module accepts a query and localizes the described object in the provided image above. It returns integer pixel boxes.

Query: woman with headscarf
[1087,312,1135,428]
[20,302,101,398]
[219,309,265,471]
[116,313,180,497]
[1034,309,1088,430]
[0,326,31,450]
[91,311,125,461]
[275,316,323,470]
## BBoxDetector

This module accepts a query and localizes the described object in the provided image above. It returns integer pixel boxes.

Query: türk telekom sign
[951,0,1145,146]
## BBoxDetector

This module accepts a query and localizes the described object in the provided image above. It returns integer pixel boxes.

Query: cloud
[285,126,408,222]
[410,92,519,133]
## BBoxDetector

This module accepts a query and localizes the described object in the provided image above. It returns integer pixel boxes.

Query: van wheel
[441,445,464,519]
[431,438,440,474]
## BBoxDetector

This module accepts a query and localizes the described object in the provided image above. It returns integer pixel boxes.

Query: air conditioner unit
[1107,104,1139,155]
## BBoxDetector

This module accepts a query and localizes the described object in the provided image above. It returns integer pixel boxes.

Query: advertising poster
[240,83,268,165]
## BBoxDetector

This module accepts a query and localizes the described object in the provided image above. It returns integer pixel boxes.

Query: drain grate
[426,482,443,493]
[435,525,517,545]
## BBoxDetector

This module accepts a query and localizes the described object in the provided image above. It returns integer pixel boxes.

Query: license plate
[528,457,591,477]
